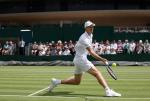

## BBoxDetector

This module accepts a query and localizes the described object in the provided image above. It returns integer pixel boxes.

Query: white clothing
[110,43,117,50]
[19,40,25,47]
[62,49,70,55]
[73,32,94,74]
[105,45,111,54]
[129,42,136,52]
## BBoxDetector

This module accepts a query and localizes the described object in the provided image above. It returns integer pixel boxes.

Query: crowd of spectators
[30,40,75,56]
[0,39,150,56]
[0,41,16,55]
[92,39,150,55]
[29,39,150,56]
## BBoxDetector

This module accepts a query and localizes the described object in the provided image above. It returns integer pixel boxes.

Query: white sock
[56,79,61,85]
[105,87,110,91]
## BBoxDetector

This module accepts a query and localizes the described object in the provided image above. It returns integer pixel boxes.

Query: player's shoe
[48,78,59,92]
[106,89,121,97]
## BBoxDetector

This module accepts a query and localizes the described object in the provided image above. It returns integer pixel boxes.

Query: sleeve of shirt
[80,38,92,48]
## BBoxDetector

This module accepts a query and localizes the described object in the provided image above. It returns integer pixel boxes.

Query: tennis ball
[112,63,117,67]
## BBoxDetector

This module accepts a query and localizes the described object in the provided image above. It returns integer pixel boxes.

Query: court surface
[0,66,150,101]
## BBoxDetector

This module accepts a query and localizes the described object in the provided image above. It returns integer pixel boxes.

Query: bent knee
[91,71,100,77]
[88,67,100,77]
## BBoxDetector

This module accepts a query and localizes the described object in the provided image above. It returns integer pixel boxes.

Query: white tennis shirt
[74,31,93,58]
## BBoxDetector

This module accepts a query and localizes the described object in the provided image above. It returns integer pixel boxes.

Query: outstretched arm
[86,47,107,64]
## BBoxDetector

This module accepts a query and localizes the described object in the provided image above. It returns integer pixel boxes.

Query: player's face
[86,26,94,34]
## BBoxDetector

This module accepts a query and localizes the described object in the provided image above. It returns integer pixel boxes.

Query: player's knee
[92,71,99,77]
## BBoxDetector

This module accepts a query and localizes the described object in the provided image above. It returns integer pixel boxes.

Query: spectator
[46,47,51,56]
[56,40,63,50]
[70,47,75,55]
[96,41,105,55]
[129,40,136,54]
[8,41,15,55]
[57,49,63,55]
[123,40,130,53]
[2,41,9,55]
[68,40,74,49]
[38,42,47,56]
[136,40,144,54]
[104,40,111,54]
[62,47,70,55]
[116,40,123,54]
[93,45,97,53]
[63,41,68,49]
[110,40,117,54]
[93,40,99,50]
[18,39,25,55]
[31,42,38,55]
[38,48,46,56]
[144,40,150,54]
[50,44,57,56]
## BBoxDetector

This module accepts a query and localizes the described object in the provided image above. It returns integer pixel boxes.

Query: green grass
[0,66,150,101]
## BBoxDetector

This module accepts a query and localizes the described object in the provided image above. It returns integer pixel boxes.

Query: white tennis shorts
[73,57,94,74]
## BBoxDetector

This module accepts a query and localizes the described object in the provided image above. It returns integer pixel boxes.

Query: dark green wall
[112,32,150,41]
[0,26,20,37]
[0,24,149,43]
[32,24,83,42]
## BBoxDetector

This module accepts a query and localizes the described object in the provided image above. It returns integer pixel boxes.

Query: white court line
[86,96,150,100]
[28,86,49,96]
[86,79,150,81]
[0,95,77,98]
[0,78,149,81]
[0,95,150,99]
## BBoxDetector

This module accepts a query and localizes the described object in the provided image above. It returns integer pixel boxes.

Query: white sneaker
[106,89,121,97]
[48,78,59,92]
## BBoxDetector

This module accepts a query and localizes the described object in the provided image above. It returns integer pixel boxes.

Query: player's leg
[48,63,83,92]
[87,66,108,88]
[61,64,83,85]
[48,74,82,92]
[61,74,82,85]
[87,66,121,97]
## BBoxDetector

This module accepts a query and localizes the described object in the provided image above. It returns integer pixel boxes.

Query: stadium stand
[0,0,149,62]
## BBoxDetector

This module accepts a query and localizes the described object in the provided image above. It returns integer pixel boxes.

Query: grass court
[0,66,150,101]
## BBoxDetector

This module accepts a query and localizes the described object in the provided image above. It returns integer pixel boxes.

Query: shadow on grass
[40,91,104,97]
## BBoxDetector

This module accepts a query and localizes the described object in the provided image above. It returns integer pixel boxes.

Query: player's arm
[86,47,107,64]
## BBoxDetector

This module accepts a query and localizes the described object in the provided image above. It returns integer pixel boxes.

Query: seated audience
[62,47,71,55]
[116,40,123,54]
[1,39,149,56]
[110,40,117,55]
[2,41,10,55]
[123,40,130,53]
[128,40,136,54]
[31,42,38,55]
[104,40,111,54]
[143,40,150,54]
[136,40,144,54]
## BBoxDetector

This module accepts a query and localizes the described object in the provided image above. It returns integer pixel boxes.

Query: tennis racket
[105,61,117,80]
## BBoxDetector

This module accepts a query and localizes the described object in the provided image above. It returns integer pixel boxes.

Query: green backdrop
[0,24,149,42]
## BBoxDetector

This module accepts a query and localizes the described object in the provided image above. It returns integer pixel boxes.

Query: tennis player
[49,20,121,97]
